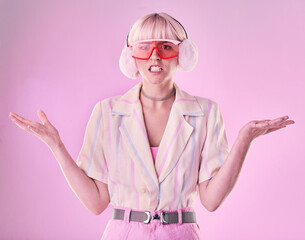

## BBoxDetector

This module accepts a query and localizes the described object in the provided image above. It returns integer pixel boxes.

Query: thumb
[37,109,50,125]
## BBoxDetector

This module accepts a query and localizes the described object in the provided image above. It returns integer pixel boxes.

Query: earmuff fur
[119,45,139,79]
[119,39,198,79]
[178,39,198,72]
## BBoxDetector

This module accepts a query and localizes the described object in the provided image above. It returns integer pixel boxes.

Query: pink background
[1,0,304,239]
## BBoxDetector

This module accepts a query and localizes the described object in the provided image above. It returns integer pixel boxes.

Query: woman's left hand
[238,115,295,144]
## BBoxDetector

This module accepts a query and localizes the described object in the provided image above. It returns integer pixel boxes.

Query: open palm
[9,110,61,150]
[238,115,295,143]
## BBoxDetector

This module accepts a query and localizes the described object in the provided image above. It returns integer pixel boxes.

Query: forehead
[130,38,181,46]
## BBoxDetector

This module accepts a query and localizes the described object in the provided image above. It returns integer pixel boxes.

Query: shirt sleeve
[76,101,108,184]
[198,101,230,184]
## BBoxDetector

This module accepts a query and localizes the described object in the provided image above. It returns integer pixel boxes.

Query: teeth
[150,66,162,72]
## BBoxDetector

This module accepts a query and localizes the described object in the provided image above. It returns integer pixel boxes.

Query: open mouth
[149,66,163,72]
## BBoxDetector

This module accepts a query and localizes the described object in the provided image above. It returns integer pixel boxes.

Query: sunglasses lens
[132,42,179,60]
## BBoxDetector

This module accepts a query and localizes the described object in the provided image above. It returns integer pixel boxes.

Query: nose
[149,48,161,60]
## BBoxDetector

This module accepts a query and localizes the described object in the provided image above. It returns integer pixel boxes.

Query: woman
[9,13,294,240]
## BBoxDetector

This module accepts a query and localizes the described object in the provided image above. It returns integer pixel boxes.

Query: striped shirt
[77,82,230,211]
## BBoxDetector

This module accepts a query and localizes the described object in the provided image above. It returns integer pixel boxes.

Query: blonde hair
[127,13,187,45]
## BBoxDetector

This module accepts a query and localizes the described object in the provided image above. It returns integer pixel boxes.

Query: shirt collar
[112,82,204,117]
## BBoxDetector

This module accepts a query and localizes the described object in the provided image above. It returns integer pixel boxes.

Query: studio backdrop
[1,0,304,239]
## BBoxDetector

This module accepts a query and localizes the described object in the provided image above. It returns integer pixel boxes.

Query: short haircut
[127,13,187,45]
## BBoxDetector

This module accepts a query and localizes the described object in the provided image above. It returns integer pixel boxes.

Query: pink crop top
[150,147,159,163]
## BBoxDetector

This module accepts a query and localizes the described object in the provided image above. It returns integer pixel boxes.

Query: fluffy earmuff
[178,39,198,72]
[119,39,199,79]
[119,45,139,79]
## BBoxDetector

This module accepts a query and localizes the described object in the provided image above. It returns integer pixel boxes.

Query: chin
[144,76,168,85]
[150,78,165,84]
[140,69,174,85]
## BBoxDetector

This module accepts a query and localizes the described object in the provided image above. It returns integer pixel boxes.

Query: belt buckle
[143,211,151,224]
[160,212,168,225]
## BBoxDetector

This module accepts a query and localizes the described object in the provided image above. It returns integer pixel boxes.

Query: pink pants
[100,206,202,240]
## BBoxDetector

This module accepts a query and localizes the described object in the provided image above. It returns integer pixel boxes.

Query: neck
[140,81,175,108]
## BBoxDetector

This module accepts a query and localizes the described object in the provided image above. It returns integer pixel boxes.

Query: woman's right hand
[9,110,110,214]
[9,110,61,151]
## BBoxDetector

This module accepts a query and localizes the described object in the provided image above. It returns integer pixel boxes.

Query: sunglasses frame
[129,39,181,60]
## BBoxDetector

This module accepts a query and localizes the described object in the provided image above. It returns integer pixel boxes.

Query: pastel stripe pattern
[157,116,184,176]
[115,116,123,172]
[100,157,107,183]
[121,124,160,209]
[178,117,197,208]
[117,99,138,104]
[212,105,225,164]
[202,100,213,179]
[111,110,128,115]
[130,160,140,209]
[108,175,120,206]
[184,111,202,116]
[77,82,229,211]
[176,98,197,102]
[85,110,103,176]
[134,108,148,139]
[108,98,112,144]
[170,158,180,210]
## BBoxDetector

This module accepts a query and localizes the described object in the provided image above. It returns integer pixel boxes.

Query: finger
[278,115,289,122]
[270,115,289,124]
[278,119,295,127]
[11,115,43,139]
[9,112,33,125]
[260,116,290,128]
[10,114,42,134]
[37,110,51,125]
[268,119,294,128]
[10,115,36,133]
[265,125,286,134]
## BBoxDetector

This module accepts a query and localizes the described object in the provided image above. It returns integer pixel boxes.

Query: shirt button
[140,188,146,193]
